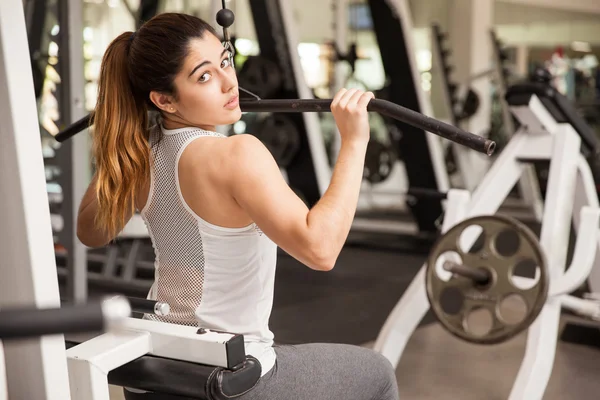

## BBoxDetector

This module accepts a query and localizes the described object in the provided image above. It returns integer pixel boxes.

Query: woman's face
[153,33,242,131]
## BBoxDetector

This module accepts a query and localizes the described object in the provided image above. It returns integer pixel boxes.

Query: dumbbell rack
[490,29,545,222]
[430,23,478,192]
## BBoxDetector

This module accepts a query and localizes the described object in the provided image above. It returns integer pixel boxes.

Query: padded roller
[65,341,261,400]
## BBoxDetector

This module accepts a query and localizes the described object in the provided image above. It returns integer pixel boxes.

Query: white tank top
[139,123,277,376]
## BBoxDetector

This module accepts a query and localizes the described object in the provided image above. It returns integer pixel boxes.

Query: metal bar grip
[0,296,130,340]
[54,99,496,156]
[55,113,90,142]
[126,296,170,316]
[238,99,496,155]
[443,261,491,285]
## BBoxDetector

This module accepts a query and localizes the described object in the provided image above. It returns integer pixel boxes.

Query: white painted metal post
[0,1,71,398]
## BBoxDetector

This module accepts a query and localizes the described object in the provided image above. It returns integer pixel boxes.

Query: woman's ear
[149,91,177,113]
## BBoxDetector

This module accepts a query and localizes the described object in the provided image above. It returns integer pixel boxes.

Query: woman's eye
[199,73,211,82]
[221,57,231,68]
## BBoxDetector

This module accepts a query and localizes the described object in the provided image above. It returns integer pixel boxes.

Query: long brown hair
[92,13,217,237]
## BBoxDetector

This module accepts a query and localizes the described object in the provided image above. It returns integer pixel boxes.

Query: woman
[76,12,399,400]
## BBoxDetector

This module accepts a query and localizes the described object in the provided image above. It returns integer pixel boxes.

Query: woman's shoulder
[188,133,268,162]
[185,133,275,183]
[226,133,265,151]
[177,132,255,165]
[232,132,280,155]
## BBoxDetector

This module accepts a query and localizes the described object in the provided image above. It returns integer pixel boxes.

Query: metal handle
[53,98,496,156]
[0,295,131,340]
[126,296,170,316]
[443,261,491,285]
[240,99,495,155]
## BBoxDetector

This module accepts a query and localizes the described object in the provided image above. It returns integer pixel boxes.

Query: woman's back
[139,123,277,374]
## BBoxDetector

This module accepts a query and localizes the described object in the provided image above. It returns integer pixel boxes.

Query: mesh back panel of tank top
[143,127,224,326]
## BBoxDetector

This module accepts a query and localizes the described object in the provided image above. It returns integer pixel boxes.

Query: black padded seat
[65,341,261,400]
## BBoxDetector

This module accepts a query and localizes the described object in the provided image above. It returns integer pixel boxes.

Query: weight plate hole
[464,307,493,337]
[498,293,528,325]
[435,251,462,282]
[458,224,485,254]
[494,228,521,257]
[510,259,539,290]
[440,286,464,315]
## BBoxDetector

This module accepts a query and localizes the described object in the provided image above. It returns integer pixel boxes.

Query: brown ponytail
[92,32,149,238]
[90,13,219,237]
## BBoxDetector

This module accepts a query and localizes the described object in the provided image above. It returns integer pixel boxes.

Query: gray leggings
[239,343,399,400]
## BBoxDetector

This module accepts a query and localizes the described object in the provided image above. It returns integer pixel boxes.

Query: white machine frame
[374,93,600,400]
[66,318,238,400]
[0,0,72,399]
[0,1,249,399]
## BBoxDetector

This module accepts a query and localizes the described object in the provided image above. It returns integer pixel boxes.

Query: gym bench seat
[65,340,262,400]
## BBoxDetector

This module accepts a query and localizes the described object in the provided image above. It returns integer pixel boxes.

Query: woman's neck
[160,114,215,132]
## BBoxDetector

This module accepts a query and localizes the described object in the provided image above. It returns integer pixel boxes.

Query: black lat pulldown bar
[54,98,496,156]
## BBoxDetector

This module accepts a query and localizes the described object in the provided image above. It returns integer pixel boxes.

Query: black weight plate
[237,56,283,99]
[254,115,302,168]
[363,139,395,183]
[426,215,549,345]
